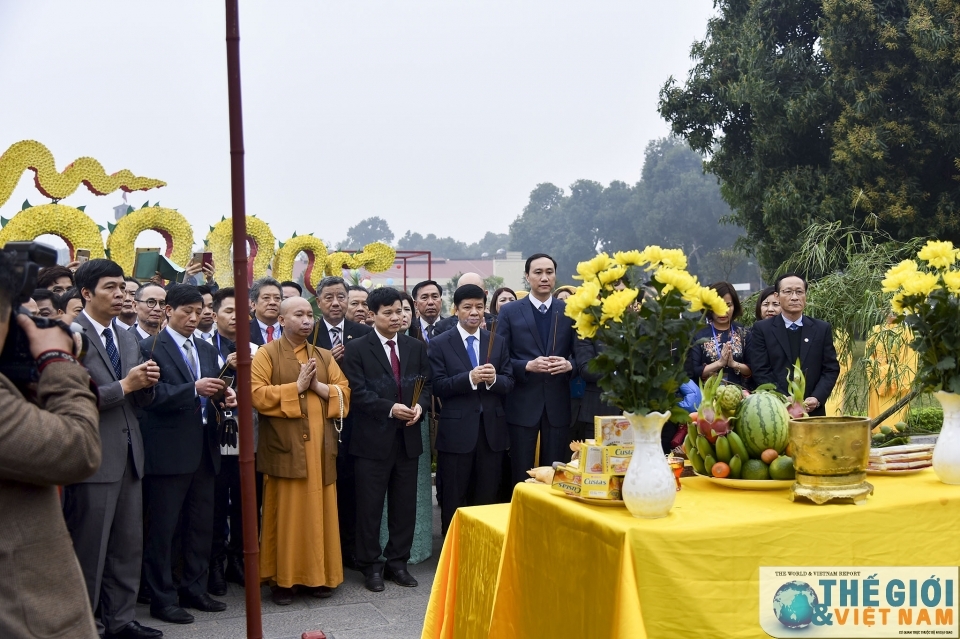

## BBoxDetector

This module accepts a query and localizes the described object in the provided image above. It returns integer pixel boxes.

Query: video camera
[0,241,87,394]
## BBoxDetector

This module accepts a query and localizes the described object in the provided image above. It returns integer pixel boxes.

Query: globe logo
[772,581,819,629]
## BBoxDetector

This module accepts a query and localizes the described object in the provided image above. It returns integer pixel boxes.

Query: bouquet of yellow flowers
[882,239,960,393]
[564,246,728,419]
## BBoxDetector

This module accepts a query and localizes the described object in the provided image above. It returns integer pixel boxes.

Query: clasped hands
[470,363,496,386]
[525,356,572,375]
[120,360,161,395]
[391,402,422,426]
[296,359,329,397]
[194,377,237,408]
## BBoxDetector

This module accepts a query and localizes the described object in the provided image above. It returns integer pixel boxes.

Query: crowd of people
[6,252,841,639]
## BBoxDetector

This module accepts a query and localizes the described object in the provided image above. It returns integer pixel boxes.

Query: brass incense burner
[788,416,874,505]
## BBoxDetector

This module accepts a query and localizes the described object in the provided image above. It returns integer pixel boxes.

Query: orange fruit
[711,461,731,478]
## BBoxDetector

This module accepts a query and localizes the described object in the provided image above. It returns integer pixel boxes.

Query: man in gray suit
[62,260,163,639]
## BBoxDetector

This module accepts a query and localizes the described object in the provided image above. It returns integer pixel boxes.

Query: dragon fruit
[786,360,808,419]
[696,374,732,443]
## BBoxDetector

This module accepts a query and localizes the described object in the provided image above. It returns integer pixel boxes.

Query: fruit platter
[683,374,796,489]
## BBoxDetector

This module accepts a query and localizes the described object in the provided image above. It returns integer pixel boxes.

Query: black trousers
[437,420,503,535]
[508,410,570,485]
[353,429,418,576]
[336,445,357,564]
[211,455,243,566]
[142,451,216,608]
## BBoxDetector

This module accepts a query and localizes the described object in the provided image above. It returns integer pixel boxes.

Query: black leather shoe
[179,592,227,612]
[310,585,334,599]
[364,572,385,592]
[105,620,164,639]
[384,568,418,588]
[207,561,227,596]
[136,591,151,606]
[271,586,294,606]
[225,555,245,585]
[150,606,194,624]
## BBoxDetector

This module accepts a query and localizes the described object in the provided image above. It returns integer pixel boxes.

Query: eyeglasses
[779,289,806,298]
[137,298,165,308]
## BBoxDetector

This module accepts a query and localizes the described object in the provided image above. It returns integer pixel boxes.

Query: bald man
[433,273,495,335]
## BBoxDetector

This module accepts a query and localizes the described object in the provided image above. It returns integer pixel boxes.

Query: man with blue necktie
[747,273,840,416]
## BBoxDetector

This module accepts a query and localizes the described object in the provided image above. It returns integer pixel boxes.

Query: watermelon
[735,392,790,457]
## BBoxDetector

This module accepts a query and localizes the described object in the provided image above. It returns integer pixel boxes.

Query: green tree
[344,216,394,249]
[659,0,960,275]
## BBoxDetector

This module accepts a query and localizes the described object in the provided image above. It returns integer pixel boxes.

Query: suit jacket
[343,331,431,461]
[429,326,514,454]
[495,296,576,428]
[747,315,840,415]
[313,319,371,449]
[433,312,495,335]
[138,329,223,475]
[0,362,101,639]
[249,317,265,346]
[574,337,617,424]
[75,313,154,482]
[128,324,154,342]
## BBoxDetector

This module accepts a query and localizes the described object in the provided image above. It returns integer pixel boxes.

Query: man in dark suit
[62,260,163,639]
[139,285,236,625]
[411,279,444,344]
[747,273,840,416]
[432,273,495,335]
[496,253,577,485]
[343,287,431,593]
[314,275,372,571]
[130,284,166,342]
[429,285,514,534]
[248,277,283,346]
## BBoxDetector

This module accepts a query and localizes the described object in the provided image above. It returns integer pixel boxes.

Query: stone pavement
[138,500,442,639]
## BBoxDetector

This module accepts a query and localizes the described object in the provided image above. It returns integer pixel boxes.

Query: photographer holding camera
[0,248,102,638]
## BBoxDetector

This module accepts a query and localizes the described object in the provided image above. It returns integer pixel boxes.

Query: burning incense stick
[485,318,498,364]
[550,311,559,356]
[410,375,426,408]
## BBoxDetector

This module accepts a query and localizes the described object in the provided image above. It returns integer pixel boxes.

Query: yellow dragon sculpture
[0,140,165,208]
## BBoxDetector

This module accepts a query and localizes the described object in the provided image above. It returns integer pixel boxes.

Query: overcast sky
[0,0,714,251]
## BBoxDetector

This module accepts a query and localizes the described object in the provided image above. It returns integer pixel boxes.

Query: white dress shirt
[257,318,281,343]
[115,319,135,331]
[456,323,496,390]
[529,294,553,313]
[194,328,215,342]
[324,319,345,345]
[781,314,804,329]
[136,325,153,341]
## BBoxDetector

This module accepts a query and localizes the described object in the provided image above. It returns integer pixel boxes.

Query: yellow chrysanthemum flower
[566,281,602,316]
[613,250,645,267]
[574,253,614,281]
[600,288,639,324]
[881,259,920,293]
[700,286,729,317]
[598,264,627,288]
[660,248,688,271]
[890,292,907,315]
[942,270,960,295]
[638,245,664,270]
[918,240,958,270]
[573,311,598,339]
[654,267,699,297]
[900,271,941,297]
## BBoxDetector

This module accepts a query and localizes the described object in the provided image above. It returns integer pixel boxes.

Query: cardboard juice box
[550,465,581,496]
[580,473,623,500]
[603,445,634,474]
[594,416,634,446]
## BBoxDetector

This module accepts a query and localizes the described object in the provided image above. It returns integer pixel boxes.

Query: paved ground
[138,498,442,639]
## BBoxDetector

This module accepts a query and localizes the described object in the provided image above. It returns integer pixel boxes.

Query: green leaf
[278,241,285,249]
[21,199,31,210]
[0,217,8,228]
[108,222,117,233]
[292,231,298,238]
[97,225,106,232]
[104,248,111,259]
[141,201,149,209]
[154,202,159,208]
[76,205,86,212]
[936,356,956,371]
[126,205,134,214]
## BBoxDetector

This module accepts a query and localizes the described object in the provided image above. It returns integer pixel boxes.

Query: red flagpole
[225,2,263,637]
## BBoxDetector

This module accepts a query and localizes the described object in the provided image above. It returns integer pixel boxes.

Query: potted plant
[882,240,960,483]
[564,246,727,517]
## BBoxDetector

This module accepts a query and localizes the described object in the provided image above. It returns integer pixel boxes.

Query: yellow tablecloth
[421,503,510,639]
[423,470,960,639]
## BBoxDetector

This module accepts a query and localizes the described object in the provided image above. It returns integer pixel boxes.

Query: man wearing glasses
[747,273,840,416]
[131,285,167,341]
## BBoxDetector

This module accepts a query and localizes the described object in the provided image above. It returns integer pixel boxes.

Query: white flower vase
[933,391,960,484]
[621,411,676,519]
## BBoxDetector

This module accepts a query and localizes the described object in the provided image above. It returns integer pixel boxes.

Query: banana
[683,433,696,456]
[730,454,743,479]
[696,435,715,461]
[687,446,706,475]
[703,455,718,476]
[727,431,750,461]
[715,435,732,463]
